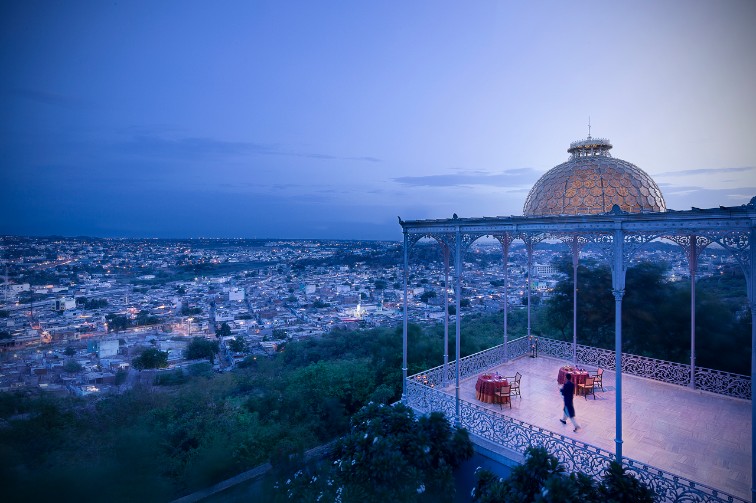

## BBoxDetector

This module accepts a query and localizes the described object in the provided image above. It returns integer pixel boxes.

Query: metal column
[501,236,511,361]
[454,226,462,426]
[749,227,755,502]
[526,239,533,338]
[443,244,450,387]
[689,235,698,388]
[611,226,626,460]
[571,236,580,365]
[401,231,409,402]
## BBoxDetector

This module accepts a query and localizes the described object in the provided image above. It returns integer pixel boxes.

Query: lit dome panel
[523,137,665,216]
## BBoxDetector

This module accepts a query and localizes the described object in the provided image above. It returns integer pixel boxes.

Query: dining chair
[506,372,522,397]
[578,376,596,400]
[591,368,604,391]
[495,384,512,409]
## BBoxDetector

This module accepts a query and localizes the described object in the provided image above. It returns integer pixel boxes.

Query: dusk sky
[2,1,755,241]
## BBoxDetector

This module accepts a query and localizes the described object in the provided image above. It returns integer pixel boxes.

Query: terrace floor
[442,355,752,501]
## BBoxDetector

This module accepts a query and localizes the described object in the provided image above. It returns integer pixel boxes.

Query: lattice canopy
[523,137,666,216]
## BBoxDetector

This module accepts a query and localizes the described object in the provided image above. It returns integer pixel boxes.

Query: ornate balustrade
[537,337,751,400]
[414,336,750,400]
[404,379,748,503]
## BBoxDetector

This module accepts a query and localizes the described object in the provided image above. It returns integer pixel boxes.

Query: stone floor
[442,355,752,501]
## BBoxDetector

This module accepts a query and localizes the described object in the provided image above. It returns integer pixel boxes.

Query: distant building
[87,339,119,358]
[228,287,245,301]
[533,264,558,277]
[53,297,76,312]
[7,283,30,296]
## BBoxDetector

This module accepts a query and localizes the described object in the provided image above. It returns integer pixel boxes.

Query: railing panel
[694,367,751,399]
[507,336,531,359]
[410,337,751,400]
[539,338,751,400]
[537,337,572,360]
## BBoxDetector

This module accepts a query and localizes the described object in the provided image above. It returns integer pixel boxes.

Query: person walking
[560,373,581,432]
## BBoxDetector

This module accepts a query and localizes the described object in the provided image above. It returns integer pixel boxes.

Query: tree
[597,461,656,502]
[63,346,76,357]
[420,290,437,304]
[215,322,231,339]
[132,347,169,370]
[105,313,130,332]
[181,306,202,316]
[115,369,128,385]
[541,256,750,373]
[227,337,246,353]
[184,337,219,363]
[63,360,83,373]
[472,446,654,503]
[136,310,159,326]
[80,298,108,310]
[278,402,473,502]
[312,299,329,308]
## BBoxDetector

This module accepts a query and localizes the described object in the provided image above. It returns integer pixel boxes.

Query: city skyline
[2,1,755,240]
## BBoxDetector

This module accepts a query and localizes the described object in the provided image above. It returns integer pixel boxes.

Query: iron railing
[416,336,750,400]
[404,378,748,503]
[405,337,751,503]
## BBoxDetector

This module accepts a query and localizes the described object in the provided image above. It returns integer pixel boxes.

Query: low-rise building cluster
[0,236,734,396]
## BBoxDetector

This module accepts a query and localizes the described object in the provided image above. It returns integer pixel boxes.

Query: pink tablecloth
[557,366,589,394]
[475,374,509,403]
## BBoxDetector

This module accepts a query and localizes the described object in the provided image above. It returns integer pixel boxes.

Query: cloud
[659,185,756,211]
[120,135,271,159]
[393,168,541,188]
[9,87,87,108]
[117,134,382,163]
[655,166,756,177]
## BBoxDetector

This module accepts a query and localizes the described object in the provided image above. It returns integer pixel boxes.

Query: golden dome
[523,137,665,216]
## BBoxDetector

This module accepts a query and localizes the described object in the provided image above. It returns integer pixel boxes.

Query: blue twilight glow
[2,1,755,239]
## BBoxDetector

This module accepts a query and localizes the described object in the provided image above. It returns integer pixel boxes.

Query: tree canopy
[542,257,750,374]
[215,322,232,339]
[132,347,169,370]
[227,336,246,353]
[473,446,654,503]
[184,337,219,363]
[277,402,473,503]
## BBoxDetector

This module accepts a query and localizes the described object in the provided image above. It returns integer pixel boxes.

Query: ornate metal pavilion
[397,135,755,501]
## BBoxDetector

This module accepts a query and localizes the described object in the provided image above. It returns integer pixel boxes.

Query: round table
[557,366,589,394]
[475,374,509,404]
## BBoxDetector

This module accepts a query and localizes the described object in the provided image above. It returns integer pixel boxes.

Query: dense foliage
[542,258,751,374]
[184,337,220,363]
[132,347,169,370]
[277,402,473,503]
[0,318,498,502]
[473,446,655,503]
